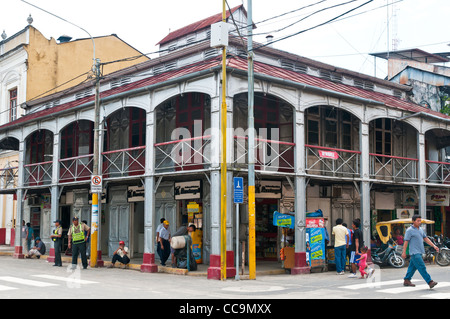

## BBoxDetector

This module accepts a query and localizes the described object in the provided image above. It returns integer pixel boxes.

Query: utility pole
[20,0,101,267]
[90,59,101,267]
[247,0,256,280]
[220,0,228,281]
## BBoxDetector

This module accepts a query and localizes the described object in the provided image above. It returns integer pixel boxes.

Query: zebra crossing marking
[422,292,450,299]
[377,281,450,294]
[0,284,17,291]
[32,274,98,285]
[0,276,58,287]
[339,277,450,298]
[339,279,420,290]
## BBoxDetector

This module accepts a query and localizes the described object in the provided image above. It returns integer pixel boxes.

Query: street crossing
[339,278,450,299]
[0,273,99,292]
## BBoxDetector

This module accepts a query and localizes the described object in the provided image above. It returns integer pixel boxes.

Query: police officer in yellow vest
[50,220,63,267]
[68,217,90,269]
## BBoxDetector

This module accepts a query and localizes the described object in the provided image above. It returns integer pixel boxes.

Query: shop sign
[255,180,282,199]
[403,191,417,207]
[426,189,449,206]
[175,180,202,200]
[396,208,414,219]
[273,211,295,229]
[318,150,339,159]
[128,186,144,202]
[306,218,325,228]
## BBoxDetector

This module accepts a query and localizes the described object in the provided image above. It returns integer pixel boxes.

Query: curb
[0,249,288,277]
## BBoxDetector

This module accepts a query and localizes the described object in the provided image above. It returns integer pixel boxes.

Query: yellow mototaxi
[375,218,435,246]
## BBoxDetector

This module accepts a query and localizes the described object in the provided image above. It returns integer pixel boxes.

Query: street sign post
[91,175,102,193]
[233,177,244,204]
[233,177,244,280]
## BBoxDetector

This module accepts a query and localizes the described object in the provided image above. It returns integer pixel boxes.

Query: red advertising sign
[319,150,339,159]
[306,218,325,228]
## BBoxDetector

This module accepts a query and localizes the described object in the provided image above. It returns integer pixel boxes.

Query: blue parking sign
[233,177,244,204]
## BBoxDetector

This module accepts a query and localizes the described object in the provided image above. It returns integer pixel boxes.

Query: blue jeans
[404,254,431,284]
[334,245,346,273]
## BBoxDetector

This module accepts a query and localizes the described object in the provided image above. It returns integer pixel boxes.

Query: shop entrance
[130,201,144,258]
[177,199,203,264]
[255,199,279,261]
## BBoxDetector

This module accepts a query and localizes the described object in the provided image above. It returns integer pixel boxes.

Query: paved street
[1,255,450,301]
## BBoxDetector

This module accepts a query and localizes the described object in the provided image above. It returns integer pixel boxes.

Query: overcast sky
[2,0,449,79]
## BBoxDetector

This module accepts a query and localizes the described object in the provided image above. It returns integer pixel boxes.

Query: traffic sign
[91,175,103,193]
[233,177,244,204]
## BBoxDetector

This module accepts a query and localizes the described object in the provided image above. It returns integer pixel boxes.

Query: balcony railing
[369,153,418,182]
[59,154,93,183]
[102,146,146,178]
[305,145,360,177]
[24,161,53,186]
[426,160,450,184]
[234,136,295,172]
[0,166,18,189]
[154,135,211,172]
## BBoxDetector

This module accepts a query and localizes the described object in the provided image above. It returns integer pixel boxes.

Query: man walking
[332,218,348,275]
[50,220,63,267]
[402,215,439,288]
[68,217,90,270]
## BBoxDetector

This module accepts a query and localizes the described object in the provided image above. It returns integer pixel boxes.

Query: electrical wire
[251,0,375,52]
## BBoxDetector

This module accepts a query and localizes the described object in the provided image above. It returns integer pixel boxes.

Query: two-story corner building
[0,18,149,245]
[1,5,450,278]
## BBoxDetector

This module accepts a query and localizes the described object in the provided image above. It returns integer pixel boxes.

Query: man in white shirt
[332,218,348,275]
[108,241,130,269]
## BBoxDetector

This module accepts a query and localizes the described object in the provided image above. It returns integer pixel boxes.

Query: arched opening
[24,130,53,186]
[103,107,146,177]
[233,92,294,172]
[59,120,94,183]
[425,128,450,184]
[369,118,418,182]
[305,105,361,177]
[154,92,211,172]
[0,137,20,190]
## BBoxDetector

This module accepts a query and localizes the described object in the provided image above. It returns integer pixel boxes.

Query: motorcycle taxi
[372,218,435,268]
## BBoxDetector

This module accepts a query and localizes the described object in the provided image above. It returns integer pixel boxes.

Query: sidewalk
[0,245,287,278]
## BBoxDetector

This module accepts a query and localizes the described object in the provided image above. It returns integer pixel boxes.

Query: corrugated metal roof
[226,56,448,119]
[156,5,243,45]
[2,54,448,132]
[0,57,222,131]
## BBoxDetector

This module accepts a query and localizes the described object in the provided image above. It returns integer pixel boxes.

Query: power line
[251,0,375,52]
[243,0,360,39]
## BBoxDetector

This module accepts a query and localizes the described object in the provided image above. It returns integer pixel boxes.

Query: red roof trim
[2,55,448,132]
[156,5,244,45]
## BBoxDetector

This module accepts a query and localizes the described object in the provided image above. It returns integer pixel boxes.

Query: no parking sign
[91,175,102,193]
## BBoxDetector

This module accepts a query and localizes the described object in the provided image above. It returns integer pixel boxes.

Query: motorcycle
[371,238,405,268]
[425,235,450,267]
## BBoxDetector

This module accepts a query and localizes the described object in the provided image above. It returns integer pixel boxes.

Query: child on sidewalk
[356,246,374,279]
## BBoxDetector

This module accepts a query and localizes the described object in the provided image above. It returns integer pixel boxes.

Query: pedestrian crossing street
[0,274,98,292]
[338,279,450,299]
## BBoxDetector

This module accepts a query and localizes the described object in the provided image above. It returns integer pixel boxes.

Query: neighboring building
[2,6,450,278]
[370,48,450,112]
[0,18,149,245]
